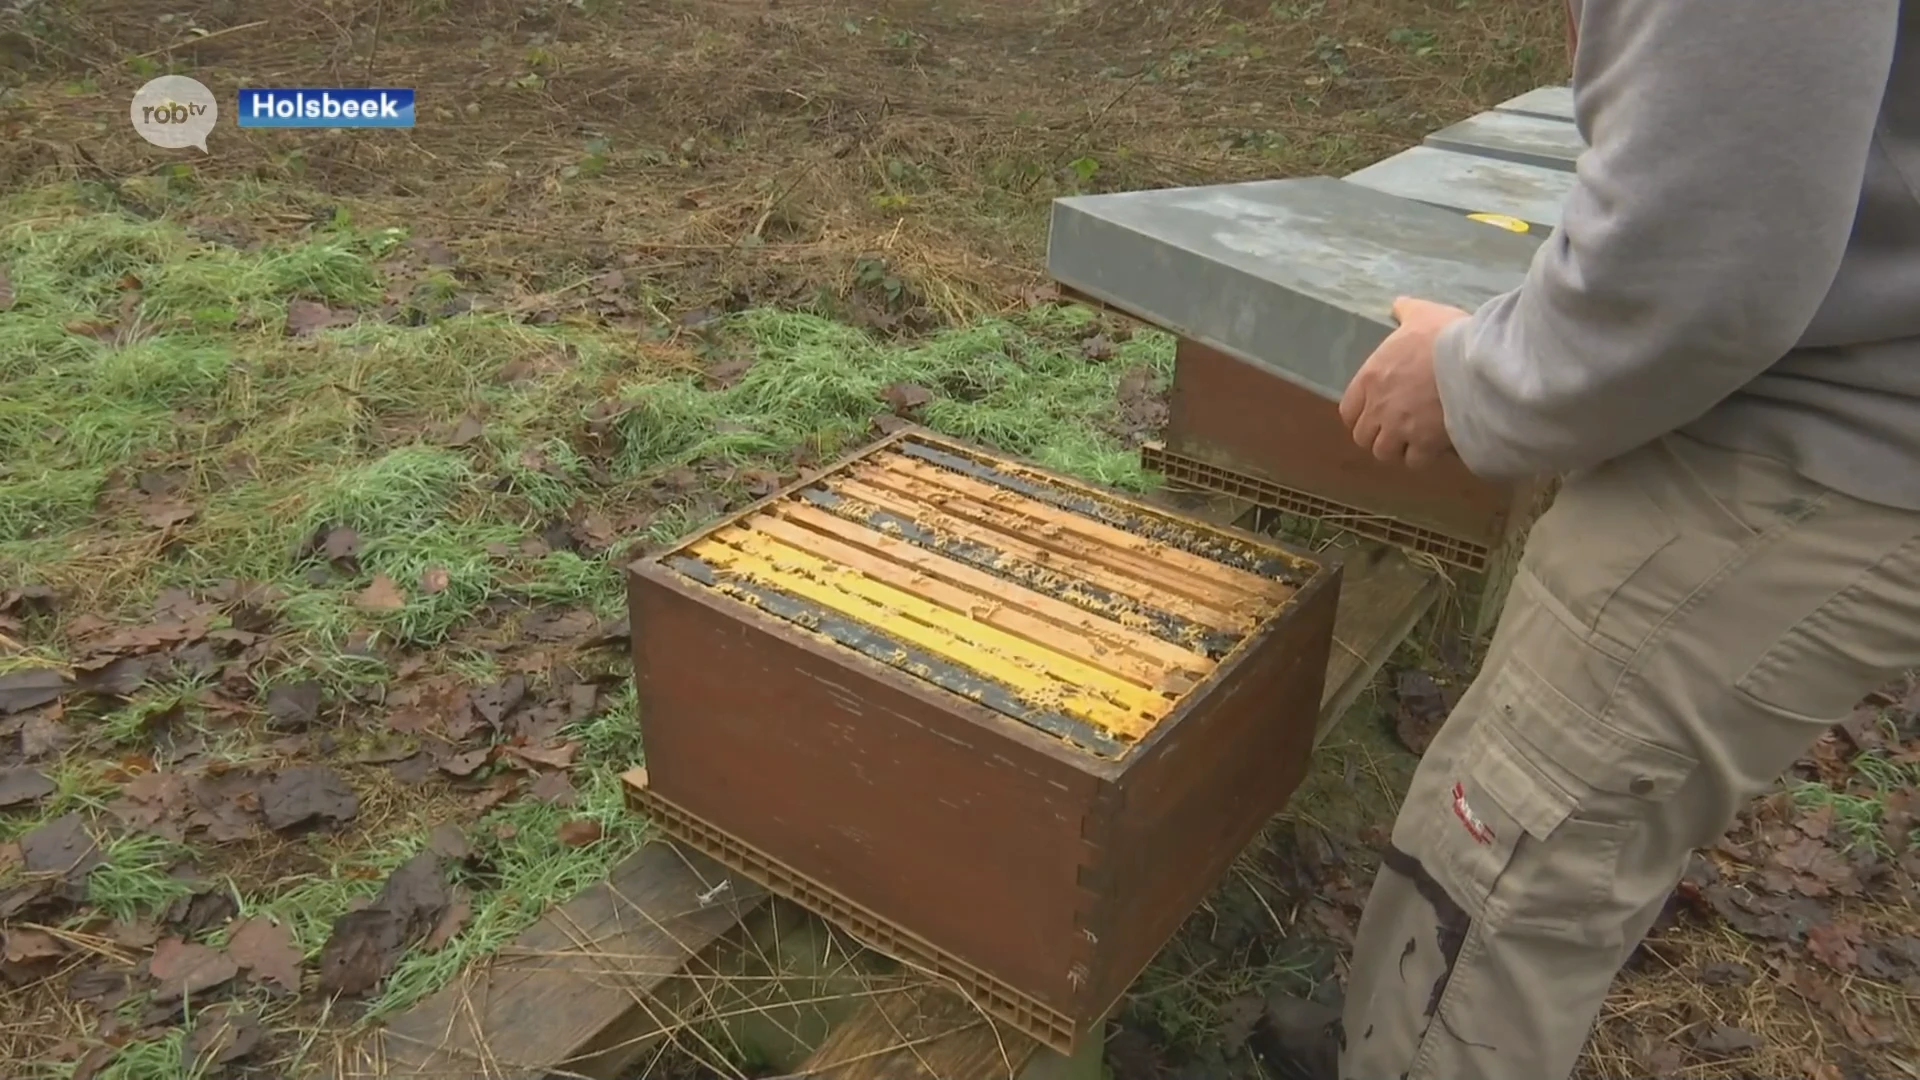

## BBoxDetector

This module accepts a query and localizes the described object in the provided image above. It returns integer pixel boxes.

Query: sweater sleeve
[1432,0,1900,479]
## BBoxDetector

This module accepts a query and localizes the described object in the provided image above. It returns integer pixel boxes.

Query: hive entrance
[667,438,1304,758]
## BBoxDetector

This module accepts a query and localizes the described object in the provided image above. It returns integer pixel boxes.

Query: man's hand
[1338,297,1472,468]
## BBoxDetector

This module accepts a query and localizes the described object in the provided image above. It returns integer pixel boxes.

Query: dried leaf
[226,916,302,994]
[1079,333,1115,360]
[425,823,472,861]
[1692,1026,1762,1057]
[0,668,71,715]
[557,819,603,847]
[315,852,449,996]
[258,767,359,832]
[442,411,485,448]
[137,500,197,530]
[702,357,754,390]
[354,574,408,613]
[437,748,491,778]
[286,299,350,337]
[21,814,103,884]
[528,770,577,806]
[1808,921,1861,973]
[424,891,471,952]
[317,526,361,565]
[505,740,578,771]
[0,768,55,809]
[264,681,323,730]
[183,1003,265,1069]
[3,928,67,963]
[148,938,239,1002]
[879,381,933,416]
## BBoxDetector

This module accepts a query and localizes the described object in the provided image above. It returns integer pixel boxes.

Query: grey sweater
[1433,0,1920,510]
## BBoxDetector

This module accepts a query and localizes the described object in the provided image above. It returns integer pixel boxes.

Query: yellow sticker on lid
[1467,212,1531,234]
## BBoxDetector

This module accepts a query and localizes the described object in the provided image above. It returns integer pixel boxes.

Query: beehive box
[1423,108,1585,171]
[623,429,1341,1052]
[1344,145,1573,236]
[1493,84,1575,122]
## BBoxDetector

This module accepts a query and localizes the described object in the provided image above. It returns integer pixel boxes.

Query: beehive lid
[1423,109,1585,172]
[1344,145,1573,234]
[656,434,1316,760]
[1493,85,1575,122]
[1046,175,1540,400]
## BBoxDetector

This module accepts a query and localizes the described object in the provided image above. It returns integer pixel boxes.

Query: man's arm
[1432,0,1900,479]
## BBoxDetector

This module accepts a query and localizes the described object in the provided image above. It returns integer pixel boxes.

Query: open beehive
[623,428,1340,1052]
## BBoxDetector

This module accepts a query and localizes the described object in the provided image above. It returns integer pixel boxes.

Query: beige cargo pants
[1339,433,1920,1080]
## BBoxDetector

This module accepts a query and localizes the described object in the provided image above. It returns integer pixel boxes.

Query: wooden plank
[791,516,1439,1080]
[1314,539,1442,744]
[341,842,768,1080]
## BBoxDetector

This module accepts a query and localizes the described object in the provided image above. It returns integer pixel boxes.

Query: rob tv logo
[238,88,416,128]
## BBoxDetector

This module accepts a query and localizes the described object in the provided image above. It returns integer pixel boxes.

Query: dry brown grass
[3,0,1565,320]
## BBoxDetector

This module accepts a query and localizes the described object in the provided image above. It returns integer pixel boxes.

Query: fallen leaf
[426,823,472,861]
[286,299,350,337]
[424,890,471,951]
[702,357,754,390]
[1079,333,1115,360]
[226,916,302,994]
[442,411,485,448]
[1808,921,1861,973]
[1389,668,1456,756]
[21,814,103,885]
[17,711,72,760]
[264,681,323,730]
[0,768,55,809]
[315,852,449,996]
[879,381,933,416]
[437,748,491,778]
[1216,993,1265,1052]
[137,499,197,530]
[557,819,603,847]
[258,766,359,832]
[505,740,578,771]
[183,1002,265,1069]
[1700,961,1753,986]
[523,608,598,643]
[418,566,450,595]
[354,574,408,613]
[148,938,239,1002]
[3,928,67,963]
[1692,1025,1763,1057]
[528,770,577,806]
[0,669,71,715]
[471,676,527,725]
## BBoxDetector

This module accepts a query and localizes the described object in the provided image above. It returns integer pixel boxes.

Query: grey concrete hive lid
[1424,110,1585,172]
[1344,145,1575,233]
[1494,85,1575,122]
[1045,175,1541,401]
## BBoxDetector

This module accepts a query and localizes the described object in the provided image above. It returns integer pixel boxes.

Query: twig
[129,19,269,60]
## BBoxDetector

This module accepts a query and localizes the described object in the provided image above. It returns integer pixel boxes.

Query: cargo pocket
[1519,451,1681,657]
[1430,661,1699,938]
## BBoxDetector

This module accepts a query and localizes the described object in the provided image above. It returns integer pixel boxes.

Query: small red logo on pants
[1451,782,1495,844]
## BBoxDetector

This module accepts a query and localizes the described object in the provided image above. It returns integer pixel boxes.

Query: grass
[0,179,1180,1076]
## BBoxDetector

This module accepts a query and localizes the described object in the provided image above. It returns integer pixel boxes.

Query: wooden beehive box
[622,428,1340,1053]
[1047,175,1558,634]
